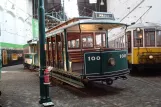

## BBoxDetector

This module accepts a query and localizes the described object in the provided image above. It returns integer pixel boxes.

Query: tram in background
[109,22,161,73]
[1,49,23,67]
[44,12,129,88]
[23,39,39,70]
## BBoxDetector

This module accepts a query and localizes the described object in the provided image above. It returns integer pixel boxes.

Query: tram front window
[95,33,106,47]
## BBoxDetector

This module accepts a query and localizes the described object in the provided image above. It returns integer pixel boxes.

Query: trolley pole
[38,0,54,106]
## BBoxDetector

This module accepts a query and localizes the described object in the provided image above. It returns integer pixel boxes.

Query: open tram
[44,12,129,87]
[23,39,39,70]
[109,22,161,73]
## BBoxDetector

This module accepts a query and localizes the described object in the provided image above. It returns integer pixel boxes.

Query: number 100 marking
[88,56,101,61]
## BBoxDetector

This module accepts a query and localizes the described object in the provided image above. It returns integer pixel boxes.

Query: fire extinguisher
[44,68,50,85]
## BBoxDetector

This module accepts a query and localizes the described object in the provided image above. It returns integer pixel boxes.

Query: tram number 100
[88,56,101,61]
[120,54,126,58]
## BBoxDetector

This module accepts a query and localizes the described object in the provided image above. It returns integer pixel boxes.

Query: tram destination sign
[92,12,115,20]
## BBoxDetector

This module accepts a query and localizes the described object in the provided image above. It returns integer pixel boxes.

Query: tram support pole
[38,0,54,106]
[106,31,108,48]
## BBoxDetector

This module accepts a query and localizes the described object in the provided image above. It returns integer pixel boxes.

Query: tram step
[51,72,84,88]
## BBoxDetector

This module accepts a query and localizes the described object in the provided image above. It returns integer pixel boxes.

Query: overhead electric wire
[120,0,145,22]
[135,6,152,23]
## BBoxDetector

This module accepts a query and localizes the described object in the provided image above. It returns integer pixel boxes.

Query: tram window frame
[71,40,76,48]
[81,33,94,48]
[68,39,80,49]
[68,41,71,48]
[145,30,155,47]
[156,30,161,46]
[133,30,143,47]
[67,33,80,49]
[95,33,106,48]
[127,31,132,53]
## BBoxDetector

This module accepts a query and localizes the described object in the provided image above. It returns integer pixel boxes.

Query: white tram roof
[127,22,161,30]
[46,18,127,37]
[46,12,128,37]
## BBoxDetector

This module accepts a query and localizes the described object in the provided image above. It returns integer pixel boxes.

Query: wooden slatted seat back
[68,51,83,63]
[68,48,116,63]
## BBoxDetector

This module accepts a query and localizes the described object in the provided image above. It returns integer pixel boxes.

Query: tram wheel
[83,81,93,88]
[106,79,113,85]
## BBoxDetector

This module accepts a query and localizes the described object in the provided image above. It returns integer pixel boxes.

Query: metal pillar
[62,0,65,21]
[38,0,54,106]
[0,44,1,80]
[106,31,108,48]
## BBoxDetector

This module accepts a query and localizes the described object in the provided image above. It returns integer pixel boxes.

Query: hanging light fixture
[100,0,104,5]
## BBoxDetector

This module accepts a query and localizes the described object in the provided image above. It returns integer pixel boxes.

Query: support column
[106,31,108,48]
[38,0,54,106]
[64,29,69,71]
[0,45,1,80]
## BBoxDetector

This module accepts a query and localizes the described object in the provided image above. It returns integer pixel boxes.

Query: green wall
[0,42,29,49]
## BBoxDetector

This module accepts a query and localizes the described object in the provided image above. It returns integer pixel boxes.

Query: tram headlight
[108,58,116,66]
[149,55,153,59]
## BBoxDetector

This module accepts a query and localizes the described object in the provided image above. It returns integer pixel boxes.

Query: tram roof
[27,39,37,44]
[127,22,161,30]
[46,17,127,37]
[46,17,91,33]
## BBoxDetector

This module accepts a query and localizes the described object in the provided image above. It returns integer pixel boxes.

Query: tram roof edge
[27,39,37,44]
[127,22,161,30]
[46,19,127,37]
[46,17,91,33]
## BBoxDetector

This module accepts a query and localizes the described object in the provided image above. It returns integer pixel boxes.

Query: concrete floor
[0,65,161,107]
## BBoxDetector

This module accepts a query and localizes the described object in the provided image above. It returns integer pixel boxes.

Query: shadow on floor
[129,69,161,77]
[51,79,125,98]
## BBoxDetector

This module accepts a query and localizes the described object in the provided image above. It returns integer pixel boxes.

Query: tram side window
[156,31,161,46]
[71,40,76,48]
[145,31,155,47]
[133,30,143,47]
[68,41,71,48]
[68,39,79,48]
[75,39,79,47]
[82,36,93,48]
